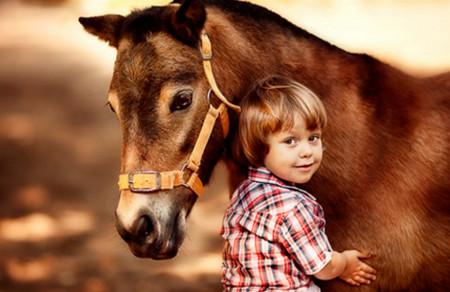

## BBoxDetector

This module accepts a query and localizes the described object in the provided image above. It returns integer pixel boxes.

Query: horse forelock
[120,5,172,44]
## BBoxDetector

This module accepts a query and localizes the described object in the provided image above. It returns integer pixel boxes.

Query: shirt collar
[248,166,317,201]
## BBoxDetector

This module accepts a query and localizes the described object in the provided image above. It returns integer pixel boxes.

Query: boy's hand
[339,250,377,286]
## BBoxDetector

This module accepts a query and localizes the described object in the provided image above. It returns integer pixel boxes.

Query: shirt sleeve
[278,201,333,275]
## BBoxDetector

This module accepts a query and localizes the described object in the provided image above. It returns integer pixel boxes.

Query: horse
[79,0,450,290]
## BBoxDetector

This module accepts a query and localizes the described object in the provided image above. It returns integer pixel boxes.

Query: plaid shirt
[221,167,332,291]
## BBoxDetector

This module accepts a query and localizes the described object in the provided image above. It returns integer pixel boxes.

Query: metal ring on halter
[179,162,196,190]
[180,161,188,172]
[206,88,212,103]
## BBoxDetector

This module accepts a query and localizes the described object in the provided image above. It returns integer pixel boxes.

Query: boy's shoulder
[232,178,315,215]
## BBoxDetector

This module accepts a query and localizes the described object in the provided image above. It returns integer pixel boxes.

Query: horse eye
[170,91,193,112]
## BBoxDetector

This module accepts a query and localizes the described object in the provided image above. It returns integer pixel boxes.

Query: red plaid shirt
[221,167,332,291]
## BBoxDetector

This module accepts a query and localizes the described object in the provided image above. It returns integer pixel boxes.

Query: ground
[0,0,448,291]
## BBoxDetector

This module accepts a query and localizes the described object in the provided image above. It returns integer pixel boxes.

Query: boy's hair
[236,75,327,167]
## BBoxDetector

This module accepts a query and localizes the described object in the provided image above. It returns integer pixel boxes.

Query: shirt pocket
[237,212,279,242]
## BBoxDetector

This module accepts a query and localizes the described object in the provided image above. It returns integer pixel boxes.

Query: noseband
[118,30,241,197]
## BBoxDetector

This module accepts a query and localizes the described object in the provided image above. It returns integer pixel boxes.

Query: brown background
[1,0,449,291]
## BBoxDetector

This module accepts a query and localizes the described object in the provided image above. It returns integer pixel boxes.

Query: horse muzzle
[115,189,194,259]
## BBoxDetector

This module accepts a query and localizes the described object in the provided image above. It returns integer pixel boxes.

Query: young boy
[221,76,376,291]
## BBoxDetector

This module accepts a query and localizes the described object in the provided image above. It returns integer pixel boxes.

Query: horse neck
[205,7,361,104]
[204,8,383,195]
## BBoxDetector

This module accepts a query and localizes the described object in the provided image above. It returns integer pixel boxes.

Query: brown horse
[79,0,450,290]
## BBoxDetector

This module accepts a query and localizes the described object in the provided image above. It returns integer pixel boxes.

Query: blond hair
[236,75,327,167]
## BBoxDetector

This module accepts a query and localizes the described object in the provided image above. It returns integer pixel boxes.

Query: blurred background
[0,0,449,291]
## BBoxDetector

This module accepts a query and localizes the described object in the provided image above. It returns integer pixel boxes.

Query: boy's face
[263,117,323,184]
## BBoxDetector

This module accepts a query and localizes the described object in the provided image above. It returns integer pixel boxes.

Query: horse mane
[172,0,303,34]
[122,0,340,52]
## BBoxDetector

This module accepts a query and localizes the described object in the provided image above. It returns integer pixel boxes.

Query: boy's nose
[298,144,313,158]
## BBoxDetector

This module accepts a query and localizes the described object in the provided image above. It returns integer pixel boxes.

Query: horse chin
[129,244,180,259]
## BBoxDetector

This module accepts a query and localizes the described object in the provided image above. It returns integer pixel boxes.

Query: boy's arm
[278,204,334,276]
[314,251,347,280]
[278,203,375,285]
[314,250,376,285]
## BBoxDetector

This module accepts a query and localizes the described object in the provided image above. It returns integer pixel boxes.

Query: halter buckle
[128,171,161,193]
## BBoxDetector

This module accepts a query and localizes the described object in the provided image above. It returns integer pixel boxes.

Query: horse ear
[79,15,125,48]
[170,0,206,46]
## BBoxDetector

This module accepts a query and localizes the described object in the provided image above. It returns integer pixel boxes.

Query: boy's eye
[309,134,321,142]
[283,137,296,145]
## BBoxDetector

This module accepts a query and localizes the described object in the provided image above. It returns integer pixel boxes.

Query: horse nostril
[116,220,133,243]
[135,215,154,241]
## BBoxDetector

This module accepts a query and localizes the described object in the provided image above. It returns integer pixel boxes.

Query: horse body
[80,0,450,290]
[206,6,450,290]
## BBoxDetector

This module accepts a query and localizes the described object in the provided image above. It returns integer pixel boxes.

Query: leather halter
[117,30,241,196]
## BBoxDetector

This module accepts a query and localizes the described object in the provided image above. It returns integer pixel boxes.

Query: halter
[117,30,241,196]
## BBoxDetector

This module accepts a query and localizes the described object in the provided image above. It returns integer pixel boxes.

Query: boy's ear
[79,14,125,48]
[169,0,206,46]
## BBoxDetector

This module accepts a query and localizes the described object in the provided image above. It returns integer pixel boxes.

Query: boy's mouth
[294,163,314,170]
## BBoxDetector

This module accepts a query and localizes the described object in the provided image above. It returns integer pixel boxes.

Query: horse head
[79,0,237,259]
